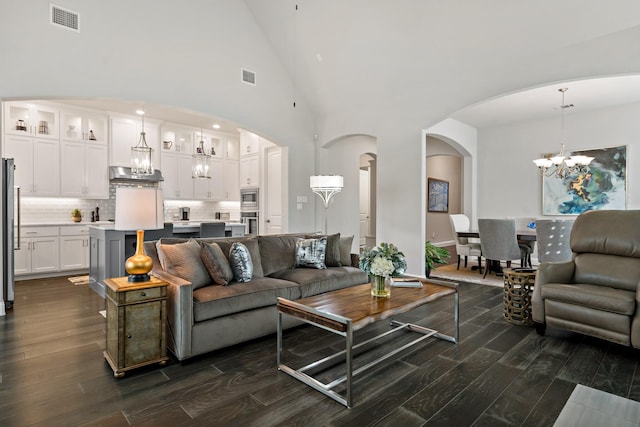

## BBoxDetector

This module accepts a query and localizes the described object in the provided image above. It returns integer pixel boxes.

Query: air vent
[51,4,79,32]
[241,68,256,85]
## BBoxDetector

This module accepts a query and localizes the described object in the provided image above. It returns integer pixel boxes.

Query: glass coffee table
[276,277,458,408]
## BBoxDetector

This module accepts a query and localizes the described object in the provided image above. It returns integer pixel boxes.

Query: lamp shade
[115,187,164,231]
[310,175,344,190]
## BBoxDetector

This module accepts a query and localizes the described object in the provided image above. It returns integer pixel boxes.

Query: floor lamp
[310,175,344,234]
[115,186,164,282]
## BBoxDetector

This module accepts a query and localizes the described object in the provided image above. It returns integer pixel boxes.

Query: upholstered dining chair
[199,222,226,238]
[449,214,482,271]
[478,219,532,278]
[536,219,574,263]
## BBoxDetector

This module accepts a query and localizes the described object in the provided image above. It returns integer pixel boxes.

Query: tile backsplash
[20,183,241,224]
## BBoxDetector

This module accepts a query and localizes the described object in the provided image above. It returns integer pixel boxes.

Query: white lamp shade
[115,187,164,231]
[310,175,344,190]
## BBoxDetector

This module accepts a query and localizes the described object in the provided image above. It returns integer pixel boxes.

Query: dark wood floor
[1,276,640,426]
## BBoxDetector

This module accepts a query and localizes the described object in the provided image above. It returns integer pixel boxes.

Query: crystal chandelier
[533,88,593,179]
[192,124,211,179]
[131,110,154,175]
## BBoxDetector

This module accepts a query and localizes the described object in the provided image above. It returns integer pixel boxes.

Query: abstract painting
[542,145,627,215]
[428,178,449,213]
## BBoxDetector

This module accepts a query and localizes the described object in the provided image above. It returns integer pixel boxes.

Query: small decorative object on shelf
[359,242,407,298]
[71,208,82,223]
[38,120,48,135]
[16,119,27,131]
[89,130,96,140]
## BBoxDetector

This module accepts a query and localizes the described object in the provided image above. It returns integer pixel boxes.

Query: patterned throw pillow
[229,242,253,282]
[306,233,341,267]
[200,242,234,286]
[295,237,327,269]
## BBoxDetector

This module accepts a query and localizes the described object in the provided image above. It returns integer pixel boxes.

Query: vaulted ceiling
[244,1,640,129]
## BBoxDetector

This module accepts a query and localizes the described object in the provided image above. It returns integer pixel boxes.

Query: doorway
[359,153,376,247]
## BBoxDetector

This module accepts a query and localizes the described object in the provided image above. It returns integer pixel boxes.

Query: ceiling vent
[51,4,79,32]
[241,68,256,85]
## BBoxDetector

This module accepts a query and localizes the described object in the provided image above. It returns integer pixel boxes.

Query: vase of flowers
[359,242,407,298]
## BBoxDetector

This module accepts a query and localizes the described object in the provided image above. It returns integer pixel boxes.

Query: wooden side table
[103,276,168,377]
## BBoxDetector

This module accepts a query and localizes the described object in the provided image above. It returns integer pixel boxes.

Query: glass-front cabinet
[60,109,107,143]
[4,102,59,139]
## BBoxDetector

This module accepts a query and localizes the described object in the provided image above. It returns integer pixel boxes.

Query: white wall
[477,102,640,218]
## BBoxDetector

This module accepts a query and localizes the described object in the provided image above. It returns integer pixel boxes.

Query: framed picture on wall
[542,145,627,215]
[428,178,449,213]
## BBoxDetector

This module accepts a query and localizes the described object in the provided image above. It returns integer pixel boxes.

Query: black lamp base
[128,273,150,283]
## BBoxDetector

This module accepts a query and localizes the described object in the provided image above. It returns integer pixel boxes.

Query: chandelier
[131,110,154,175]
[192,124,211,179]
[533,88,593,179]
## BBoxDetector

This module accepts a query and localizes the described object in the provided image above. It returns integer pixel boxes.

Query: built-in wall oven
[240,211,258,236]
[240,188,258,211]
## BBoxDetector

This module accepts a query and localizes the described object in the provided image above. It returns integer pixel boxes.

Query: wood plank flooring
[1,276,639,426]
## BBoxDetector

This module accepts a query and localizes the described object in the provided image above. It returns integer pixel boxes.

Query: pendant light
[131,110,153,175]
[192,123,211,179]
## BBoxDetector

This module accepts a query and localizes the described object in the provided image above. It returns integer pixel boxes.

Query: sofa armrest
[152,270,194,361]
[532,261,575,323]
[632,282,640,349]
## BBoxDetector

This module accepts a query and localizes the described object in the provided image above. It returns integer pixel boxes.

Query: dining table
[456,228,537,242]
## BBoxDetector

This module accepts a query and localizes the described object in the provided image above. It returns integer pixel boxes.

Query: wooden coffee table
[276,277,458,408]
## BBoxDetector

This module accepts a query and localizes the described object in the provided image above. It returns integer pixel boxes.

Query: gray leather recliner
[532,210,640,348]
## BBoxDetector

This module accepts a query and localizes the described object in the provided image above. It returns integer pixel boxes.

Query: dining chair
[478,219,532,278]
[449,214,482,271]
[536,219,574,263]
[507,217,537,267]
[199,222,226,238]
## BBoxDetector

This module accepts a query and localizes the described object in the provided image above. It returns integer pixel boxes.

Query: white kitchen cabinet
[240,131,259,156]
[4,135,60,196]
[60,141,109,198]
[61,108,107,143]
[193,158,226,200]
[110,115,161,168]
[161,152,194,200]
[240,155,259,188]
[60,226,90,270]
[226,136,240,160]
[15,227,60,275]
[225,160,240,200]
[4,101,59,139]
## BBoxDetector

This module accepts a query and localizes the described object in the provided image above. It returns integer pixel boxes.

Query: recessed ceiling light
[136,109,145,115]
[212,123,221,129]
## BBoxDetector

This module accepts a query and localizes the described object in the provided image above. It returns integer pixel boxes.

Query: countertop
[86,221,244,231]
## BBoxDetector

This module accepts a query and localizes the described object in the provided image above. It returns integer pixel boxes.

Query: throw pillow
[229,242,253,282]
[339,235,354,267]
[200,242,234,286]
[295,237,327,269]
[306,233,341,267]
[156,238,210,289]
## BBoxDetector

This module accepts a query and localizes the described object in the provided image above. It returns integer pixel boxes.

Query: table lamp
[115,187,164,282]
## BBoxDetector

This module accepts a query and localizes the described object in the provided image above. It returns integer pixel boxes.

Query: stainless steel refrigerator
[1,158,17,312]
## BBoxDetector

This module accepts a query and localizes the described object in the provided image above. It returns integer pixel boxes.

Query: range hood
[109,166,164,182]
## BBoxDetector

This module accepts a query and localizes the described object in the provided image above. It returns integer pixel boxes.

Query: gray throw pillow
[229,242,253,282]
[295,237,327,269]
[200,242,234,286]
[157,238,210,289]
[339,235,354,267]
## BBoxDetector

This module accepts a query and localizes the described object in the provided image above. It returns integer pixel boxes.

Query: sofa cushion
[214,237,264,277]
[156,238,210,290]
[192,277,301,322]
[229,242,253,282]
[339,235,354,267]
[541,283,636,315]
[258,234,303,276]
[270,266,368,298]
[295,237,327,269]
[200,242,234,286]
[573,253,640,292]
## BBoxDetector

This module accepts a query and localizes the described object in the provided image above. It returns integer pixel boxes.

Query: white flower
[370,256,395,276]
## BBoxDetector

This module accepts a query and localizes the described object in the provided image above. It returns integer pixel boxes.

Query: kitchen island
[88,221,245,297]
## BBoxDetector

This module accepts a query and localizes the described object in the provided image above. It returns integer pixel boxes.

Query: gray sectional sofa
[144,233,368,361]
